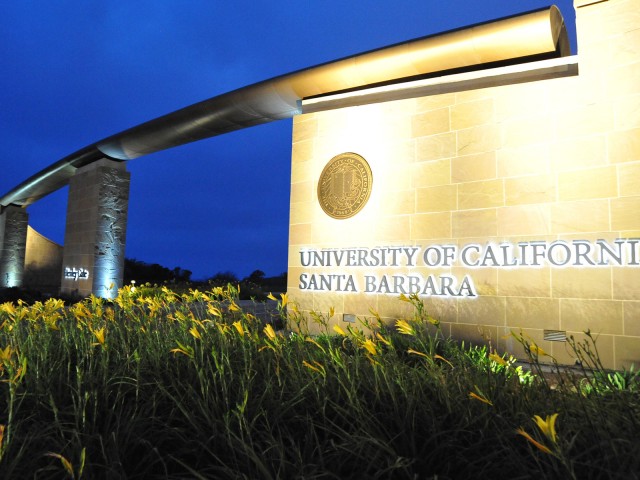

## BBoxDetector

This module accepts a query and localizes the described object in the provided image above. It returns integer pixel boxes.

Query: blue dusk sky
[0,1,577,280]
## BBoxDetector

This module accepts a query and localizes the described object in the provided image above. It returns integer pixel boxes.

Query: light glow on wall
[0,207,28,288]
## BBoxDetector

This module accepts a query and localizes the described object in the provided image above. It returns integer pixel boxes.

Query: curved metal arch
[1,6,568,209]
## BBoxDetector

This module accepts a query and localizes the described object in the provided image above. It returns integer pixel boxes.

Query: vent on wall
[343,314,356,323]
[544,330,567,342]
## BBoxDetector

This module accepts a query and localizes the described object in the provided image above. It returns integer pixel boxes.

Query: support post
[0,205,29,288]
[61,159,130,298]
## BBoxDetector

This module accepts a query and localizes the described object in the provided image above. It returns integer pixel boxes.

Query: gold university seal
[318,153,372,219]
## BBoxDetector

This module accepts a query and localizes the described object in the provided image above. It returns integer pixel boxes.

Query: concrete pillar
[61,159,130,299]
[0,205,29,288]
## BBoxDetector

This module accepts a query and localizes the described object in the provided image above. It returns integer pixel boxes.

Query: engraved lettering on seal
[318,153,372,219]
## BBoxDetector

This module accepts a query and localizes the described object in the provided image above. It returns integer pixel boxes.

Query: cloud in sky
[0,0,577,279]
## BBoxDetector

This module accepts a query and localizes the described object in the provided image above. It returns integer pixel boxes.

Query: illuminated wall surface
[60,159,130,299]
[23,226,63,294]
[288,0,640,369]
[0,206,28,288]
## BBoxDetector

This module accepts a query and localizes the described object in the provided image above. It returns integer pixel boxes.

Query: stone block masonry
[61,159,130,299]
[288,0,640,369]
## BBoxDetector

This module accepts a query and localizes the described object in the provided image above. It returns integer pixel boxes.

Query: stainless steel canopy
[0,6,569,209]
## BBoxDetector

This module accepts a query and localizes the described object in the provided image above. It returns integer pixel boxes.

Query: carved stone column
[61,159,130,298]
[0,205,29,288]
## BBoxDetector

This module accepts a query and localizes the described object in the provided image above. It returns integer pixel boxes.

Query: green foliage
[579,367,640,395]
[464,344,536,386]
[0,287,637,479]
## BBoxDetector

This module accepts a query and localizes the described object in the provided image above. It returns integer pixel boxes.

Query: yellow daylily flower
[333,325,347,336]
[533,413,559,444]
[0,345,14,363]
[489,352,507,366]
[529,343,547,357]
[11,359,27,385]
[209,286,223,297]
[267,292,277,301]
[228,302,240,312]
[92,327,105,346]
[305,337,326,353]
[407,348,429,359]
[395,319,414,336]
[434,354,454,368]
[280,293,288,308]
[516,413,559,455]
[469,386,493,406]
[469,391,493,406]
[45,452,75,478]
[362,339,377,356]
[193,318,205,329]
[264,323,277,340]
[170,342,194,358]
[0,302,16,316]
[302,360,325,375]
[232,321,245,336]
[516,428,553,455]
[375,332,391,346]
[216,323,229,335]
[188,289,203,301]
[189,326,201,340]
[45,298,65,312]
